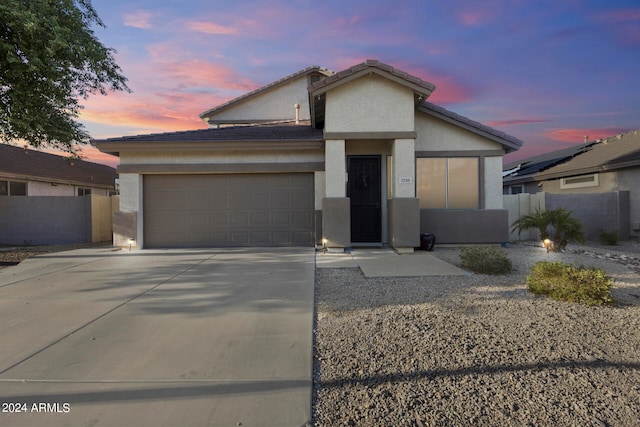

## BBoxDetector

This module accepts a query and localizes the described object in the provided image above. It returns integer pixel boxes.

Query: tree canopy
[0,0,129,153]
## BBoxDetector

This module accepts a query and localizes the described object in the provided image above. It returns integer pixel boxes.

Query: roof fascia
[93,139,324,156]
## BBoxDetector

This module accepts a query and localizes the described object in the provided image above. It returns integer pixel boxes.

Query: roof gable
[309,60,436,129]
[199,66,334,126]
[0,144,117,188]
[418,102,524,153]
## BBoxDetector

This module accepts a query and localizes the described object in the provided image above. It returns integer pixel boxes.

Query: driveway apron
[0,247,315,427]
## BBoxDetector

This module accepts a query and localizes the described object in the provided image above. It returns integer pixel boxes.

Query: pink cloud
[187,21,237,35]
[397,63,475,104]
[545,128,632,143]
[123,11,153,29]
[332,15,361,29]
[459,11,487,26]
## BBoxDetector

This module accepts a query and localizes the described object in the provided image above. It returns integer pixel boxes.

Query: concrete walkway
[316,249,468,276]
[0,247,315,427]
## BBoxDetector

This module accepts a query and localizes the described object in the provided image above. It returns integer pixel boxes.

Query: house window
[560,173,599,189]
[417,157,479,208]
[509,185,524,194]
[77,188,92,196]
[0,180,27,196]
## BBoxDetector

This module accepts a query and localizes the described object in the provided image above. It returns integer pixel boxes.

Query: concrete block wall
[505,191,630,242]
[0,196,115,245]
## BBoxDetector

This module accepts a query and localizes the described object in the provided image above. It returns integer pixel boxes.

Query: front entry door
[347,155,381,243]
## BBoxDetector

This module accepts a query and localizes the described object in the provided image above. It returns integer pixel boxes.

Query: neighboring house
[94,60,523,250]
[0,144,118,196]
[503,129,640,238]
[502,141,597,195]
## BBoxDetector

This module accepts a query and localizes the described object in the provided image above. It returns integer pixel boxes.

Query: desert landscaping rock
[313,243,640,426]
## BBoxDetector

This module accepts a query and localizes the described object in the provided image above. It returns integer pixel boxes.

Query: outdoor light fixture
[322,238,328,253]
[128,238,136,251]
[543,238,552,253]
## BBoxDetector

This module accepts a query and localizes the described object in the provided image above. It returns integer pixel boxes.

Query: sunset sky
[75,0,640,167]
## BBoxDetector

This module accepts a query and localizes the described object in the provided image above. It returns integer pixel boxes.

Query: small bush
[460,246,512,275]
[527,261,614,305]
[599,229,619,246]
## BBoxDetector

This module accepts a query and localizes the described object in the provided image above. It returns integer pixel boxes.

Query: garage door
[143,173,315,248]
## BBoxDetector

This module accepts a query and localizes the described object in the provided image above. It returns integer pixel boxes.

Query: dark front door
[347,156,381,243]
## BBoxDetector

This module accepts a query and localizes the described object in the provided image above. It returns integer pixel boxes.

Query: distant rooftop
[0,144,117,188]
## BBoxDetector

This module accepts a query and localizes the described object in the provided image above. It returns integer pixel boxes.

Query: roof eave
[93,139,324,155]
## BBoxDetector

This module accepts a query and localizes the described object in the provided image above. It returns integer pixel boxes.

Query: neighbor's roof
[536,129,640,180]
[419,102,524,153]
[199,66,334,120]
[92,122,325,156]
[502,142,598,183]
[0,143,117,188]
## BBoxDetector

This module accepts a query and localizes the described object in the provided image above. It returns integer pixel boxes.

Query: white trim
[560,173,599,189]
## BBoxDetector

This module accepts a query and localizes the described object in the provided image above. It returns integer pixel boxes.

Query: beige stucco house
[94,60,523,250]
[0,143,118,196]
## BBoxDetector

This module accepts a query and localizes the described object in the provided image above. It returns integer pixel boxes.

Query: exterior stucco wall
[22,181,110,196]
[206,76,313,123]
[325,140,346,197]
[420,209,509,243]
[484,156,504,209]
[324,74,414,133]
[415,114,504,151]
[118,173,142,213]
[28,181,75,196]
[392,139,416,198]
[540,172,617,194]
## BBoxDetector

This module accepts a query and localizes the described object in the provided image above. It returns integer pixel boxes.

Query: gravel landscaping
[312,242,640,426]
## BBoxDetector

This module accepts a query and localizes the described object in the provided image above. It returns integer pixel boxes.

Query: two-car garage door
[143,173,314,248]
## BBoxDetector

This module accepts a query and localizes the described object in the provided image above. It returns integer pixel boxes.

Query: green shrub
[460,246,512,275]
[527,261,614,305]
[511,207,585,252]
[599,229,619,246]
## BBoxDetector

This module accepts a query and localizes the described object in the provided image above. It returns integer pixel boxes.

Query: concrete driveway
[0,247,315,427]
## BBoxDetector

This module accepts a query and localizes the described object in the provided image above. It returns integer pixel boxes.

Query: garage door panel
[144,174,314,247]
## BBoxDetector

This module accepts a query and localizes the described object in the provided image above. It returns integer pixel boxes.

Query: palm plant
[511,208,585,252]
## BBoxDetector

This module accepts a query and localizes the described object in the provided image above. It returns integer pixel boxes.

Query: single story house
[94,60,523,250]
[0,143,118,196]
[503,129,640,239]
[502,141,598,195]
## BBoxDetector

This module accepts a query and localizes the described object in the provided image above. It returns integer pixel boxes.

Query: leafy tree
[0,0,129,154]
[511,207,585,252]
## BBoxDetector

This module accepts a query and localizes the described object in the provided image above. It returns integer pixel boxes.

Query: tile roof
[93,122,325,156]
[418,102,524,153]
[0,144,117,188]
[94,122,324,144]
[309,59,436,96]
[199,66,334,120]
[536,129,640,180]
